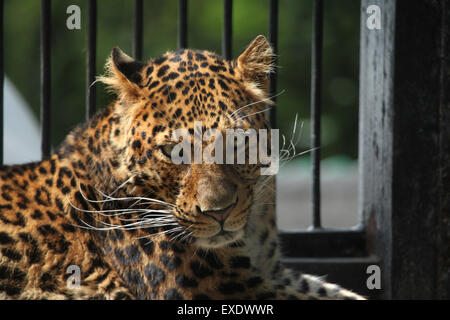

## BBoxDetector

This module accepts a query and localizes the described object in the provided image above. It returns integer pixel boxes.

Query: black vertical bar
[0,0,3,165]
[178,0,187,49]
[222,0,232,60]
[40,0,51,159]
[311,0,323,229]
[268,0,278,128]
[133,0,143,60]
[268,0,278,215]
[86,0,97,120]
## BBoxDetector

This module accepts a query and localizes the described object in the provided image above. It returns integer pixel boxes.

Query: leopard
[0,35,364,300]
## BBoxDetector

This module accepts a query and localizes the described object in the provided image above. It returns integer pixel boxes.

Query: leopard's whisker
[135,227,184,241]
[138,214,174,219]
[127,190,158,209]
[179,231,194,243]
[229,90,285,120]
[169,224,193,242]
[116,216,175,223]
[73,209,178,231]
[98,220,179,231]
[74,218,124,231]
[93,218,160,229]
[280,148,316,163]
[107,175,136,197]
[111,212,173,219]
[236,106,273,122]
[148,227,184,238]
[77,185,175,209]
[98,193,176,208]
[67,200,172,216]
[169,230,186,242]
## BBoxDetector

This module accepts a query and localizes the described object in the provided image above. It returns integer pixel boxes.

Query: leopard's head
[99,36,275,248]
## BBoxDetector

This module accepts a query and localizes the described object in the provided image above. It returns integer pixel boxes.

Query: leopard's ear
[98,47,146,101]
[236,35,274,89]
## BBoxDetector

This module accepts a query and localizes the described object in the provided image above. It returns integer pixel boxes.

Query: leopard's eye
[160,144,176,158]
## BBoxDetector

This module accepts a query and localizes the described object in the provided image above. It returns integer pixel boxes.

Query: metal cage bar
[310,0,323,229]
[133,0,143,61]
[86,0,97,120]
[178,0,188,49]
[268,0,278,128]
[40,0,51,159]
[222,0,232,60]
[0,0,3,165]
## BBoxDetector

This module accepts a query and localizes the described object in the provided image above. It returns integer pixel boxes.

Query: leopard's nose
[196,201,237,222]
[196,176,237,216]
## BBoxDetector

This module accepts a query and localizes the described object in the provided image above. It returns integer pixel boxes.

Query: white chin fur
[194,229,245,249]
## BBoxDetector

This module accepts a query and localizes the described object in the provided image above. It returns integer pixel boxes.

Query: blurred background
[3,0,360,230]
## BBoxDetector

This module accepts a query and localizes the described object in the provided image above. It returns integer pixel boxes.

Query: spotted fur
[0,36,364,300]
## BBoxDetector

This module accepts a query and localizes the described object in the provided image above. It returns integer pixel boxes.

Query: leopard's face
[100,36,274,248]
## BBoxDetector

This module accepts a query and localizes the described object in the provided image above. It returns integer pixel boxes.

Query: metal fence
[0,0,448,300]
